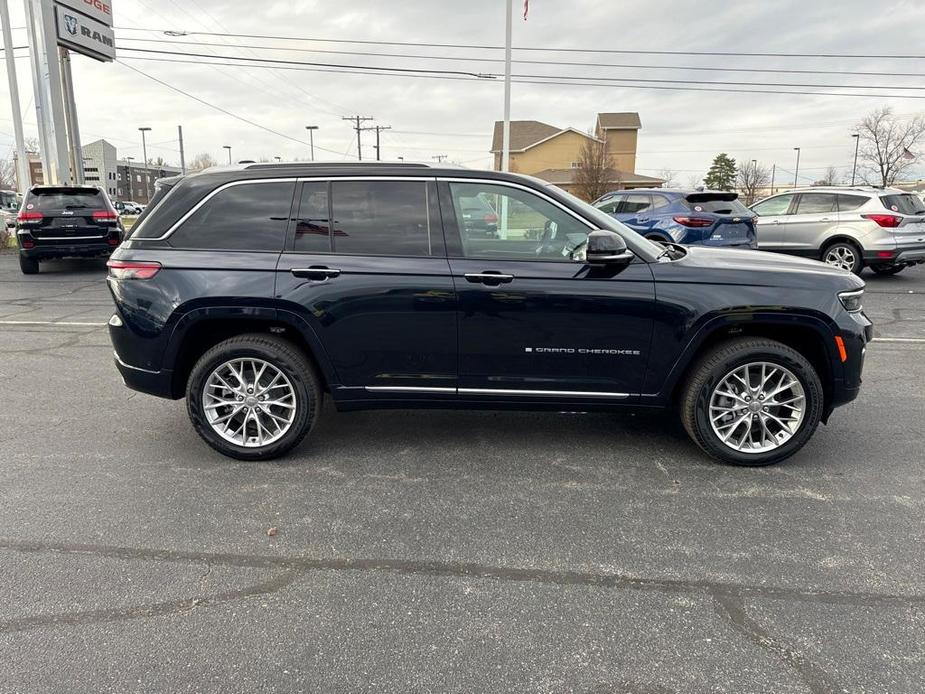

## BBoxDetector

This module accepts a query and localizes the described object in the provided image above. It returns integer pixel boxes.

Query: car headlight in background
[838,289,864,313]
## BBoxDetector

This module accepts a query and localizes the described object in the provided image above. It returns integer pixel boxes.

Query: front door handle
[464,272,514,285]
[291,266,341,280]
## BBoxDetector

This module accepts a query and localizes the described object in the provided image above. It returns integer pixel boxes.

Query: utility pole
[1,0,30,192]
[178,125,186,174]
[851,134,860,186]
[342,116,373,161]
[432,155,448,163]
[360,125,391,161]
[305,125,318,161]
[793,147,801,188]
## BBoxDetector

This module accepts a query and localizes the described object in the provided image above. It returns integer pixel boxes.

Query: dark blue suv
[107,163,870,466]
[593,189,758,249]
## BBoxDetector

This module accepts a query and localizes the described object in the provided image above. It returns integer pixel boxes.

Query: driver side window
[448,182,591,261]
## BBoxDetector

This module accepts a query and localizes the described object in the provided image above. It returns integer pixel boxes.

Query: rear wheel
[822,241,863,274]
[680,338,823,466]
[870,264,904,276]
[18,255,39,275]
[186,334,322,461]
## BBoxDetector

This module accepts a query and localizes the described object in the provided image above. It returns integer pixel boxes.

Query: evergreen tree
[704,153,737,190]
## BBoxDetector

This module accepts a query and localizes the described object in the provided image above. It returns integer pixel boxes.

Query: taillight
[92,210,119,223]
[672,215,713,228]
[17,210,43,223]
[107,233,121,247]
[484,213,498,224]
[862,213,902,228]
[107,259,161,280]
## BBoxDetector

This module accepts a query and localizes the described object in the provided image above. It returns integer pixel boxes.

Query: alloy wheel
[824,245,857,272]
[708,362,806,453]
[202,358,297,448]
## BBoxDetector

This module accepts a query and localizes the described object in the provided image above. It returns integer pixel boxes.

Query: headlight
[838,289,863,313]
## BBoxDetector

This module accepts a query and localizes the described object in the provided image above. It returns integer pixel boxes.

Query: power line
[117,54,925,100]
[114,37,925,79]
[110,27,925,59]
[116,61,350,156]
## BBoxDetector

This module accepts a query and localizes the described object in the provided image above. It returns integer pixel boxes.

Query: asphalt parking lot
[0,252,923,693]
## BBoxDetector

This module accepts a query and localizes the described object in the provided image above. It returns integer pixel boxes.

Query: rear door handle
[291,267,341,280]
[464,272,514,285]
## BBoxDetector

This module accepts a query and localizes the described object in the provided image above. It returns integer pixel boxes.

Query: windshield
[0,191,17,211]
[547,185,667,258]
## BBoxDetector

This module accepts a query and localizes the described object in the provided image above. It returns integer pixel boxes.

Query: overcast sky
[2,0,925,184]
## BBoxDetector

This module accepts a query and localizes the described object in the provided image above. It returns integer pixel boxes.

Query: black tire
[680,337,823,467]
[821,240,863,274]
[19,254,39,275]
[870,264,904,276]
[186,334,322,461]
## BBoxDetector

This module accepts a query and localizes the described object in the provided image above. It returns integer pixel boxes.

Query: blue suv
[593,189,758,249]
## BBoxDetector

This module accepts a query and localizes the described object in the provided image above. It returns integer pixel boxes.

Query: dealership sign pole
[1,0,31,193]
[23,0,115,185]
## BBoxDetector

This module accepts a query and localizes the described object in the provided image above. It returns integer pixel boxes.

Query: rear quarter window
[836,194,868,212]
[168,180,295,251]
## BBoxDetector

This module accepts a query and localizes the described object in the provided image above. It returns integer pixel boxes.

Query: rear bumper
[17,229,121,259]
[113,351,175,399]
[863,244,925,266]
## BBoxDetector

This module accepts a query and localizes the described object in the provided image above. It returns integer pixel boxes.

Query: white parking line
[872,337,925,343]
[0,320,106,327]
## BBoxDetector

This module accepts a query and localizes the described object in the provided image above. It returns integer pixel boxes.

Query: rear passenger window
[169,181,294,251]
[595,196,623,214]
[292,182,331,253]
[836,194,867,212]
[795,193,836,215]
[331,180,440,256]
[650,195,670,210]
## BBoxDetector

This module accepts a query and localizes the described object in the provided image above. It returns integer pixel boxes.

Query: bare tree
[686,174,703,190]
[0,159,16,190]
[856,108,925,186]
[736,160,771,205]
[188,152,218,172]
[24,137,39,154]
[813,166,840,186]
[656,168,680,188]
[574,137,616,201]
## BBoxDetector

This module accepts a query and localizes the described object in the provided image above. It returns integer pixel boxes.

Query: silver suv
[751,187,925,275]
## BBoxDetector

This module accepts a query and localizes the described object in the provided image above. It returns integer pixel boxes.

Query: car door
[275,177,457,397]
[441,178,655,400]
[783,193,838,254]
[751,193,796,250]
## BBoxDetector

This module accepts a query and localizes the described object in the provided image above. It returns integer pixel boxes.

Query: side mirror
[585,230,633,266]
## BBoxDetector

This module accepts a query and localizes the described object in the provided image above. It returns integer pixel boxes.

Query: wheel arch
[165,307,338,398]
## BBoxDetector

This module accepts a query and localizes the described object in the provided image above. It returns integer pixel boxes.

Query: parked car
[751,186,925,275]
[116,201,143,215]
[107,162,870,466]
[16,185,124,274]
[1,189,19,230]
[593,189,757,249]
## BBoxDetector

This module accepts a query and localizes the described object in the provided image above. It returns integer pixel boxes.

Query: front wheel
[870,264,904,276]
[680,338,823,466]
[186,334,322,461]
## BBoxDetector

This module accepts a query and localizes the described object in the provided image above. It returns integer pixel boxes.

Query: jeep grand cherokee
[107,163,871,466]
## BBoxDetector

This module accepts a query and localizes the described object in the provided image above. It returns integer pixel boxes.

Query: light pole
[125,156,134,201]
[305,126,318,161]
[223,145,232,164]
[274,156,281,163]
[793,147,801,188]
[138,127,151,202]
[851,134,860,186]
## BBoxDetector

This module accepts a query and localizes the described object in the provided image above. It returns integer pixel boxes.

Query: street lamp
[274,156,281,163]
[305,125,318,161]
[793,147,801,188]
[223,145,232,164]
[138,127,151,203]
[851,134,860,186]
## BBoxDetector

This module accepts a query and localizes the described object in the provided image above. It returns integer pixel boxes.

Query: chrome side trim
[458,388,630,398]
[113,351,159,374]
[147,178,299,241]
[364,386,456,394]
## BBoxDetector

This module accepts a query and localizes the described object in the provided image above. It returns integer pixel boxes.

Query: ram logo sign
[54,3,116,62]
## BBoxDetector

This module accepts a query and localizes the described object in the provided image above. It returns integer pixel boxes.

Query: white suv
[751,187,925,275]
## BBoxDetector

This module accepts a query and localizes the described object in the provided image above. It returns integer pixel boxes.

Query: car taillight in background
[672,216,713,228]
[107,259,161,280]
[17,211,43,224]
[862,213,902,228]
[92,210,119,223]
